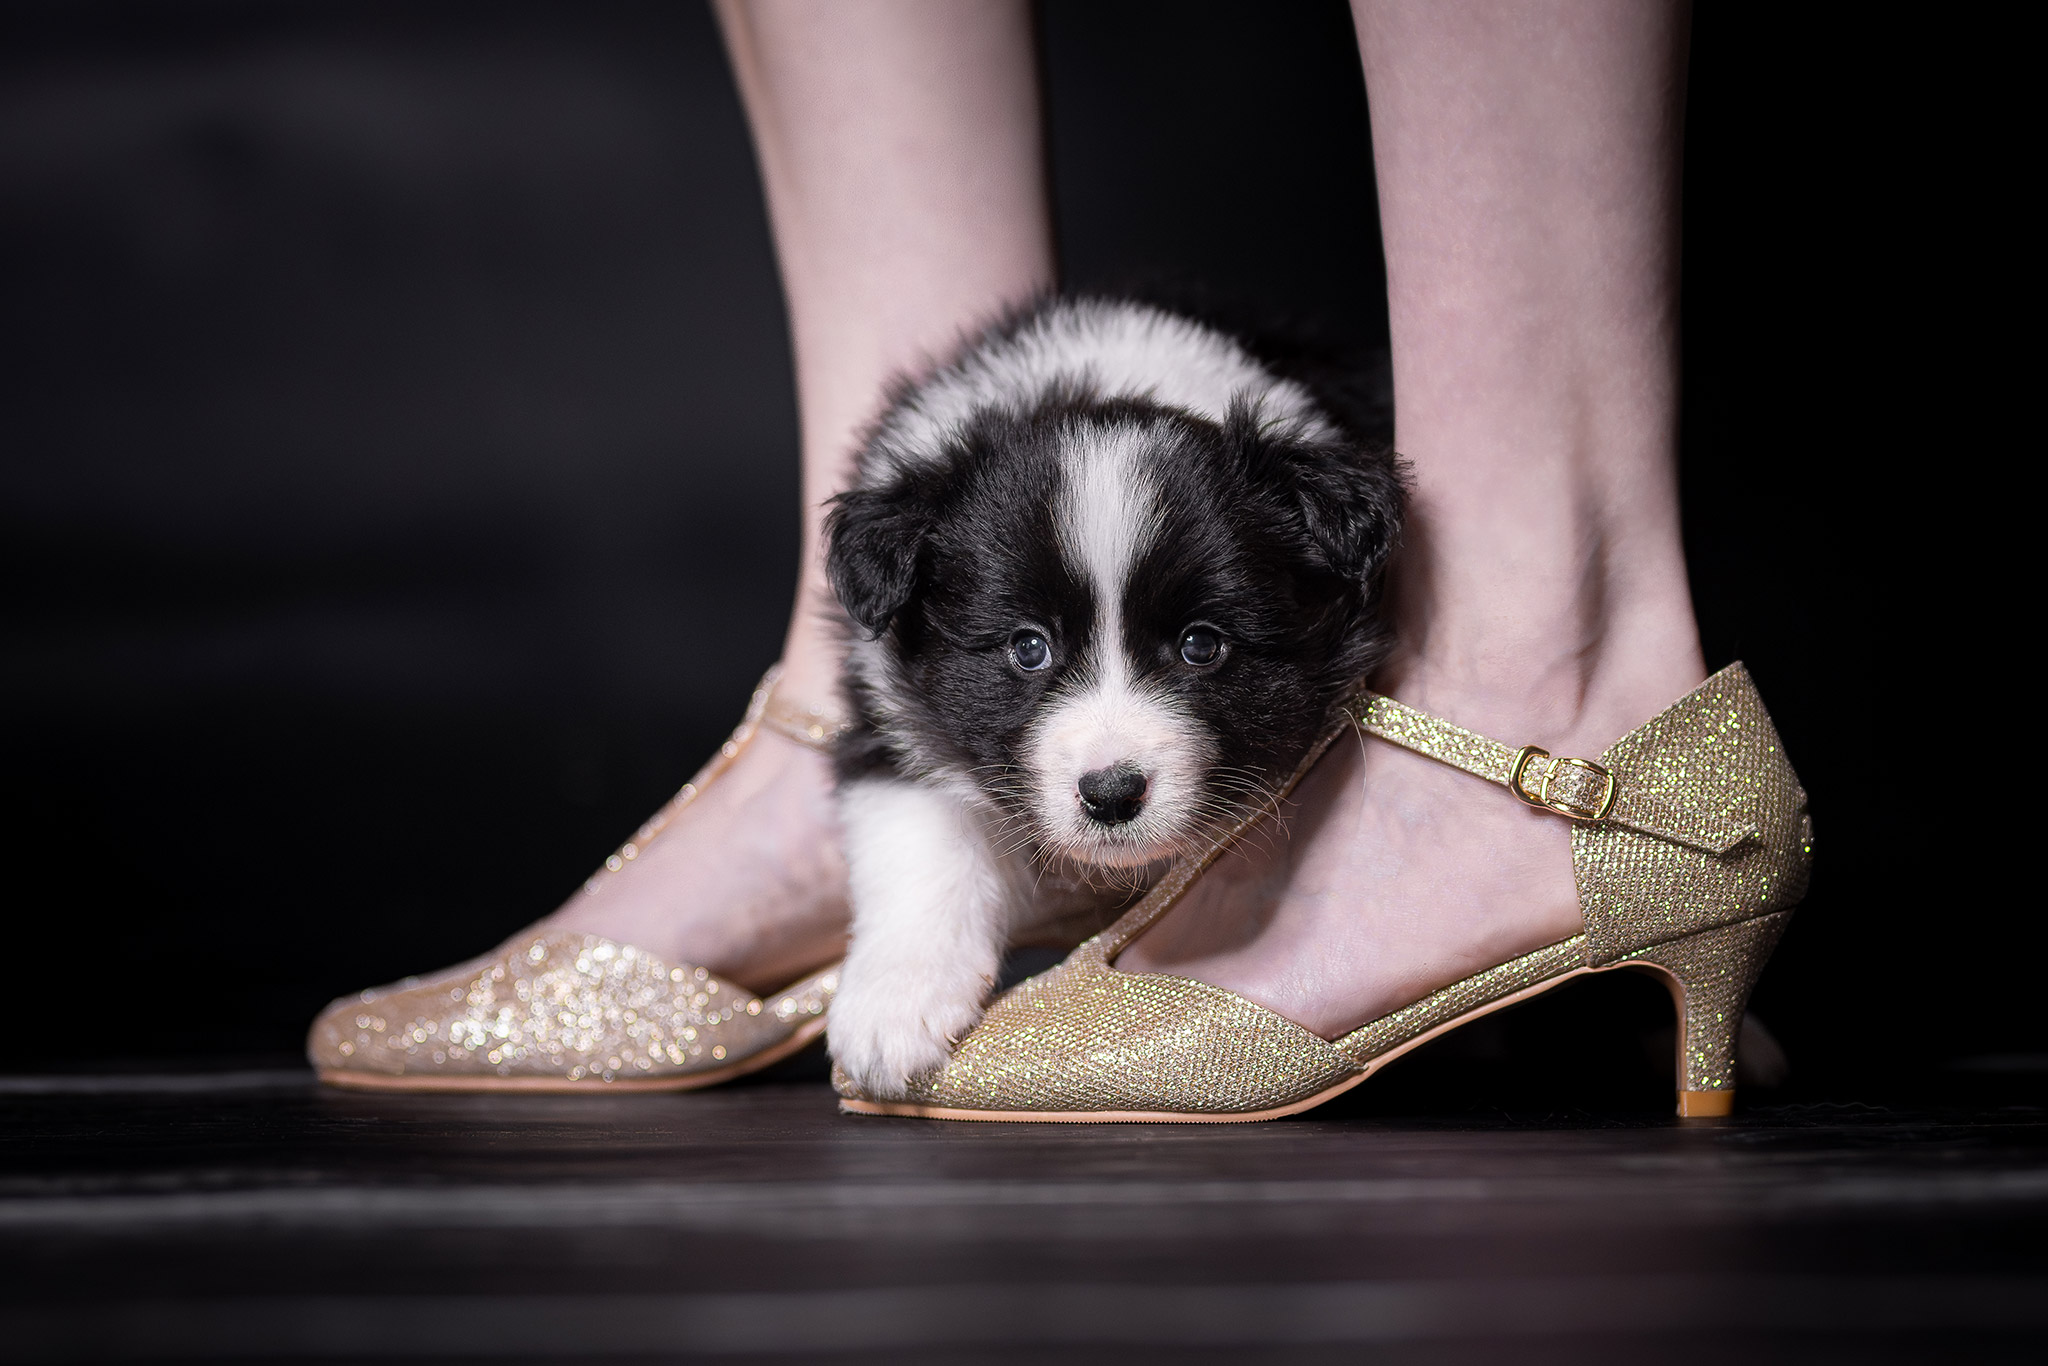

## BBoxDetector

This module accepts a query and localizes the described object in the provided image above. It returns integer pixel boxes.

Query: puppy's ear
[825,476,932,637]
[1286,435,1407,587]
[1229,401,1407,587]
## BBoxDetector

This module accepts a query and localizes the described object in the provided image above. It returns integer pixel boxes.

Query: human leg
[320,1,1049,1022]
[1119,0,1704,1036]
[532,1,1055,991]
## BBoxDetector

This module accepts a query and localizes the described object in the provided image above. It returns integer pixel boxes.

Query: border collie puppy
[824,297,1404,1097]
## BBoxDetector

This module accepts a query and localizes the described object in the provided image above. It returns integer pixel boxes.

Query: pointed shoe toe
[833,938,1361,1120]
[310,663,849,1093]
[311,932,838,1092]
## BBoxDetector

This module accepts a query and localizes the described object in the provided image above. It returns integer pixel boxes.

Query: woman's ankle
[1373,564,1706,756]
[773,583,848,708]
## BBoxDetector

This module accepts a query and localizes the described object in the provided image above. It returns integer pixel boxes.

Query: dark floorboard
[2,1053,2044,1364]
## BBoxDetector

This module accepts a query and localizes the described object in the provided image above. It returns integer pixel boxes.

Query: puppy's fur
[824,297,1404,1096]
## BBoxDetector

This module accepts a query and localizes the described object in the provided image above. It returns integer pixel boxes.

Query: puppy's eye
[1010,631,1051,672]
[1179,625,1223,667]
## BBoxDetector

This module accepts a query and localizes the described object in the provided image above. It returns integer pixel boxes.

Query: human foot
[308,665,852,1087]
[541,668,850,994]
[1116,649,1705,1040]
[834,659,1810,1120]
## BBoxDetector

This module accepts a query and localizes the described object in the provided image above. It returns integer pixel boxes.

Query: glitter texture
[310,663,846,1090]
[1558,666,1812,965]
[1624,909,1792,1093]
[309,933,835,1085]
[1357,693,1755,854]
[1334,937,1591,1066]
[839,663,1811,1117]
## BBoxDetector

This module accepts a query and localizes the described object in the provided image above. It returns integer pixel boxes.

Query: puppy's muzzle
[1077,763,1148,826]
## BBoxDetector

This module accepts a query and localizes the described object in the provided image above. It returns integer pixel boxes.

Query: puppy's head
[828,396,1402,870]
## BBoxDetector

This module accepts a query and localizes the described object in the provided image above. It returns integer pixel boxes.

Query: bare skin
[1120,0,1704,1037]
[544,1,1053,992]
[561,0,1701,1035]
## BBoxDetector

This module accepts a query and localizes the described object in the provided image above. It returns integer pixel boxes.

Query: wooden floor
[2,1047,2043,1365]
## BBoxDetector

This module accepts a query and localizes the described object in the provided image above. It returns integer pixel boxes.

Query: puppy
[823,297,1404,1097]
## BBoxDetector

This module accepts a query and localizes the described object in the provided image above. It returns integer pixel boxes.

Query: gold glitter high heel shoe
[309,664,850,1092]
[837,663,1811,1122]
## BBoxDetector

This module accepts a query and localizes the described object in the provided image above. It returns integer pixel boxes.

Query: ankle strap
[1351,692,1750,855]
[754,664,854,751]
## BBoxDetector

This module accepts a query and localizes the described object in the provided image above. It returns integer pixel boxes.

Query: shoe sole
[316,1013,829,1094]
[840,960,1732,1122]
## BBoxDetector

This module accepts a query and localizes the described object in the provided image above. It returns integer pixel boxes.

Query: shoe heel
[1624,910,1793,1118]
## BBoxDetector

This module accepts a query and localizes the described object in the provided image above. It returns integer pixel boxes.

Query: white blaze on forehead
[1058,424,1158,663]
[1023,424,1213,867]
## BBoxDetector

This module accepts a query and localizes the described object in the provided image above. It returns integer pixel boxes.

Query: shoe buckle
[1508,747,1618,822]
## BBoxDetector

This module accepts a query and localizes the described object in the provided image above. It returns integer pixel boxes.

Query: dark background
[0,2,2022,1095]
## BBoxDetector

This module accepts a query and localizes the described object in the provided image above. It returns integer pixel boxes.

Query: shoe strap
[1351,692,1748,854]
[757,666,854,751]
[580,663,848,896]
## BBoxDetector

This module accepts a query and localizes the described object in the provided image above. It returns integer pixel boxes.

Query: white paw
[828,961,990,1099]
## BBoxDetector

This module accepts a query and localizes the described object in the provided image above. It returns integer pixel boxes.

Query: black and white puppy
[823,297,1404,1096]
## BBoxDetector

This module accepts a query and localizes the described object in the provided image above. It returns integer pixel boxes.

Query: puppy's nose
[1077,764,1148,826]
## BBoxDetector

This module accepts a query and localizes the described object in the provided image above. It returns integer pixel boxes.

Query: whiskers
[964,763,1048,864]
[1058,850,1163,898]
[1178,763,1291,862]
